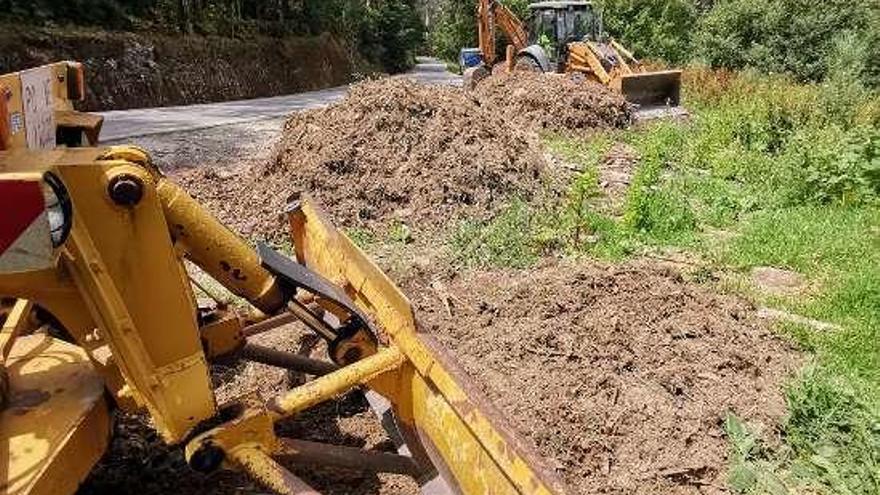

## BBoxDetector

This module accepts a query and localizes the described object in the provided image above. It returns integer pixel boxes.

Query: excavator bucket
[619,69,682,108]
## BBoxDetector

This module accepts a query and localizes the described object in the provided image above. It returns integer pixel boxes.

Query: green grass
[450,68,880,493]
[723,206,880,493]
[449,198,539,269]
[345,227,377,249]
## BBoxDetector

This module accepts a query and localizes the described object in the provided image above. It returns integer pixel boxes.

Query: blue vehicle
[458,48,484,72]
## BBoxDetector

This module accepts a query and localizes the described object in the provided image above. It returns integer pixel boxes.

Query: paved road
[101,57,460,141]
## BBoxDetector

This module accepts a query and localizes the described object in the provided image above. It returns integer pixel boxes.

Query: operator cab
[528,1,603,66]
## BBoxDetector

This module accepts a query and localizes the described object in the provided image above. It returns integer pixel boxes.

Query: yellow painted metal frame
[1,334,110,495]
[0,61,100,151]
[285,199,570,494]
[0,148,216,443]
[3,144,569,494]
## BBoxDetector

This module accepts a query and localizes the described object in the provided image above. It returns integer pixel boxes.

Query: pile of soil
[475,72,635,133]
[404,261,800,494]
[178,78,550,241]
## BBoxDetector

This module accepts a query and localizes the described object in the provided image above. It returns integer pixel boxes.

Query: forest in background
[0,0,426,73]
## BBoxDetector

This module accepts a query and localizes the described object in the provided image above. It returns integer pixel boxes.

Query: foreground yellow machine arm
[0,145,568,495]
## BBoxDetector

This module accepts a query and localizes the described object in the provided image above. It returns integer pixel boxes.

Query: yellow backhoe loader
[464,0,683,112]
[0,66,569,494]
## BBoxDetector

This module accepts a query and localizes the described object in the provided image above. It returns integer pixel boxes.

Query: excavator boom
[477,0,529,66]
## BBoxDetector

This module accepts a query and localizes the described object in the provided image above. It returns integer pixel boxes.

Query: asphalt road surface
[101,57,460,141]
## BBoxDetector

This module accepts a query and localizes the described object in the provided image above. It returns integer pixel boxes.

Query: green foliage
[676,69,880,212]
[597,0,697,64]
[345,227,377,248]
[784,370,880,494]
[358,0,427,73]
[695,0,880,86]
[428,0,476,62]
[428,0,531,62]
[387,220,414,244]
[621,123,697,243]
[725,414,789,494]
[0,0,142,29]
[783,126,880,206]
[449,199,539,269]
[0,0,425,73]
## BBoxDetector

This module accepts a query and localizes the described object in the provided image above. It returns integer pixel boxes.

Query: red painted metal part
[0,180,45,255]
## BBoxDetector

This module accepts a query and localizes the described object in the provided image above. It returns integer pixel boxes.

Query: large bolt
[108,174,144,206]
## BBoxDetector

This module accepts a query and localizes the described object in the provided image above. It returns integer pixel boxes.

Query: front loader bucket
[284,196,569,495]
[620,69,682,107]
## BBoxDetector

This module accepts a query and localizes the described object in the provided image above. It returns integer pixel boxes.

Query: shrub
[695,0,880,87]
[598,0,697,64]
[782,126,880,206]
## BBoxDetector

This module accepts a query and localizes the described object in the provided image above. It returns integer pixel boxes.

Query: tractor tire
[515,55,542,73]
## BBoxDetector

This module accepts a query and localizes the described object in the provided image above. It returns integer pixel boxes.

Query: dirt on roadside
[402,260,801,494]
[176,78,552,242]
[474,72,635,134]
[174,76,638,243]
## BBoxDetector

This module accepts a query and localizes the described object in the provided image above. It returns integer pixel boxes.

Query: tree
[598,0,697,64]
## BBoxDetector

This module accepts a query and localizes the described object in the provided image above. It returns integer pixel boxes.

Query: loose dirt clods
[474,72,635,133]
[404,261,801,494]
[268,78,549,230]
[178,76,636,243]
[178,78,553,242]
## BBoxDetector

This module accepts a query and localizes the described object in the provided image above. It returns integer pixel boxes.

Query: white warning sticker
[10,111,23,134]
[20,66,56,149]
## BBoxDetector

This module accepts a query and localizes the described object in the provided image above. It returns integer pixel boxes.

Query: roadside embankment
[0,27,357,111]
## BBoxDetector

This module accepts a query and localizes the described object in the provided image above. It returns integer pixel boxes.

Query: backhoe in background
[464,0,683,112]
[0,65,568,494]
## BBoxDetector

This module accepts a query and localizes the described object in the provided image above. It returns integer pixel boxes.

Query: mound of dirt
[475,72,635,133]
[268,78,550,229]
[178,78,550,241]
[404,261,800,494]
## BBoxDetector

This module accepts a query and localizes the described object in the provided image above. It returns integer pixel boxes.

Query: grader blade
[185,196,569,495]
[286,197,569,494]
[620,69,682,108]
